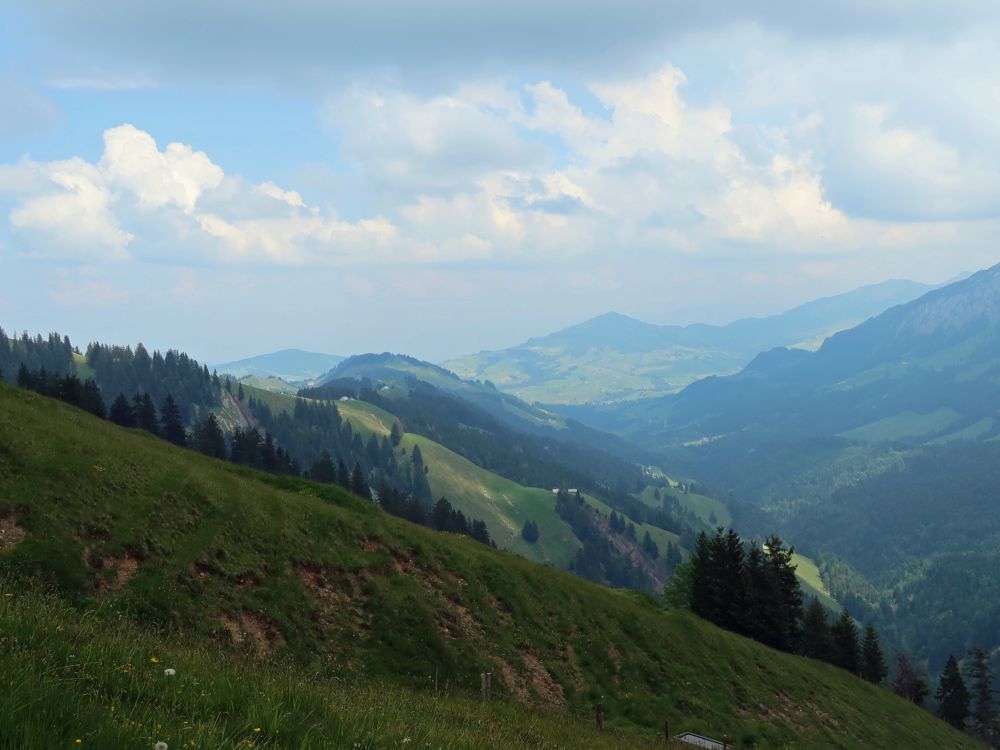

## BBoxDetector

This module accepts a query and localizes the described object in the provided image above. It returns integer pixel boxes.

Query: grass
[402,434,581,569]
[838,409,962,443]
[0,383,984,750]
[0,586,677,750]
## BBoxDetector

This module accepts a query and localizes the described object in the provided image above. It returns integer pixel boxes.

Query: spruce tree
[829,609,860,674]
[351,462,371,500]
[159,394,186,446]
[133,393,159,434]
[860,624,887,684]
[109,392,136,427]
[965,647,996,732]
[801,598,830,660]
[936,654,971,729]
[310,451,337,483]
[521,519,539,543]
[390,421,403,446]
[337,459,350,488]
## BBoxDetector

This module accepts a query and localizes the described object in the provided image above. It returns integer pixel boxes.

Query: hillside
[0,383,981,749]
[444,279,936,404]
[572,263,1000,675]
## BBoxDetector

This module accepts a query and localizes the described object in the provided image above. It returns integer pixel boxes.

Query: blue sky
[2,1,1000,363]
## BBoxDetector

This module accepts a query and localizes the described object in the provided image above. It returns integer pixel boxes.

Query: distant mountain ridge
[444,278,938,404]
[214,348,344,381]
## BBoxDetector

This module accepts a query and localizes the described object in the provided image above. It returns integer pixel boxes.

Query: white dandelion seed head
[154,742,168,750]
[163,668,176,677]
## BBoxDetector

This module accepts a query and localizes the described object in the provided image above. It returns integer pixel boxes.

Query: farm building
[675,732,728,749]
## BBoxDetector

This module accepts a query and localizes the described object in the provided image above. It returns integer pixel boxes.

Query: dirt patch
[493,652,566,707]
[216,610,286,653]
[437,597,483,640]
[522,651,567,707]
[0,513,25,554]
[94,551,142,596]
[295,562,366,633]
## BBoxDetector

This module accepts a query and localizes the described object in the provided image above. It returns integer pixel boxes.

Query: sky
[2,1,1000,363]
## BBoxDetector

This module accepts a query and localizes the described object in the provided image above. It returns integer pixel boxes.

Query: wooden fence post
[595,703,605,731]
[663,719,669,741]
[486,671,492,700]
[723,734,729,750]
[480,673,486,702]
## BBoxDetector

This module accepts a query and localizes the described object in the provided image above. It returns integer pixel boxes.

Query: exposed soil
[0,513,25,554]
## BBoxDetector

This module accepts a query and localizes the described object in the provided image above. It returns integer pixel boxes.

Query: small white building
[675,732,728,750]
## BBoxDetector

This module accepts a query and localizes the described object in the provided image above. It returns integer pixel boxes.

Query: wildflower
[150,656,159,664]
[253,727,262,733]
[154,742,168,750]
[164,668,176,677]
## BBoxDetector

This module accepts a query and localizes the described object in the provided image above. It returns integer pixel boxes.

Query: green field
[403,434,581,569]
[838,408,962,443]
[0,382,982,749]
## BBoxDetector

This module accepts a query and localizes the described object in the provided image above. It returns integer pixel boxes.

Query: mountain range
[444,278,939,404]
[214,348,344,382]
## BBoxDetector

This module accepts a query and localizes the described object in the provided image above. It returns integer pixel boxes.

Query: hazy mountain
[214,348,344,381]
[444,278,937,404]
[631,263,1000,448]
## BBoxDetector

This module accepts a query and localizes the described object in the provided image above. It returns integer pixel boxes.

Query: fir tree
[193,413,226,459]
[351,462,371,500]
[965,647,996,732]
[109,392,136,427]
[860,624,888,684]
[892,652,930,706]
[801,598,830,661]
[390,421,403,446]
[133,393,159,434]
[521,519,540,543]
[936,654,971,729]
[310,451,337,483]
[829,609,860,674]
[337,459,350,488]
[159,394,187,446]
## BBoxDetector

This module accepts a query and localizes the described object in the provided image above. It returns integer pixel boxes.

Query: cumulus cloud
[2,124,400,265]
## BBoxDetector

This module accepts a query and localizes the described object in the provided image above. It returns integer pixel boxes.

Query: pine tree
[965,647,996,731]
[109,392,136,427]
[390,421,403,446]
[237,382,245,401]
[642,530,659,559]
[860,624,888,684]
[801,598,830,660]
[310,451,337,483]
[193,413,226,459]
[521,519,539,543]
[829,609,860,674]
[336,459,350,488]
[159,394,186,446]
[937,654,971,729]
[351,462,371,500]
[893,652,930,706]
[133,393,159,434]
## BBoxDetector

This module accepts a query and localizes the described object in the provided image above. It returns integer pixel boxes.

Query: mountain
[577,262,1000,675]
[0,382,981,750]
[631,264,1000,447]
[444,278,937,404]
[214,348,344,381]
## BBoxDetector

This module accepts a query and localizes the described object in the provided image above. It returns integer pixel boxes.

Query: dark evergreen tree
[801,598,830,661]
[860,624,888,684]
[109,392,136,427]
[829,609,860,674]
[390,421,403,446]
[237,382,245,401]
[351,462,371,500]
[133,393,159,434]
[310,451,337,483]
[641,530,659,559]
[965,647,995,732]
[80,379,106,418]
[337,459,350,488]
[936,654,971,729]
[521,519,540,543]
[192,413,226,459]
[160,394,186,446]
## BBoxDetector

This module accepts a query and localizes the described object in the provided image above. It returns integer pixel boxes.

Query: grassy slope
[0,383,982,750]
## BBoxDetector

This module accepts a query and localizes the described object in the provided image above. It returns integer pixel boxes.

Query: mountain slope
[214,348,344,381]
[444,279,936,404]
[0,383,981,750]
